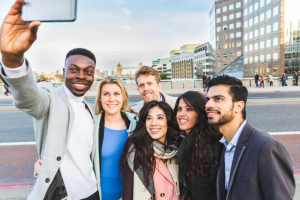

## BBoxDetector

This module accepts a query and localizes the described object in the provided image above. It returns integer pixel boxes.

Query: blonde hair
[95,76,129,115]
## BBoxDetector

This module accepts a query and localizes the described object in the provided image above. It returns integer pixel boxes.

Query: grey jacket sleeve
[258,141,295,200]
[0,62,50,120]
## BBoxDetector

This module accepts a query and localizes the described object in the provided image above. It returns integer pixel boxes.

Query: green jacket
[93,111,137,199]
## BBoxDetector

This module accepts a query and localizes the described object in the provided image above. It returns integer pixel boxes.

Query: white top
[1,59,97,199]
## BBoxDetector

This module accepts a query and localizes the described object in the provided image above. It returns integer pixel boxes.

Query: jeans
[270,81,273,86]
[255,80,259,87]
[282,80,287,87]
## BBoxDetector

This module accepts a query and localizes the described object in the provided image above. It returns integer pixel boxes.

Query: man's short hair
[207,75,248,119]
[135,66,161,85]
[65,48,96,64]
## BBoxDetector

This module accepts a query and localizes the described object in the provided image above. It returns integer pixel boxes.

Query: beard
[207,104,234,126]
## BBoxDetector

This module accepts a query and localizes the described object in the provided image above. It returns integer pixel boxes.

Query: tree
[160,73,167,80]
[40,74,46,80]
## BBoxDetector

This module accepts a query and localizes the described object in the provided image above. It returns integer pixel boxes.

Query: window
[266,0,271,4]
[244,58,248,64]
[217,45,221,49]
[255,69,258,74]
[236,41,242,47]
[216,8,221,14]
[249,6,253,13]
[260,13,264,21]
[223,6,227,12]
[229,33,234,38]
[266,39,271,47]
[244,8,248,16]
[223,25,228,30]
[254,29,258,37]
[249,44,253,51]
[223,53,228,58]
[273,37,278,46]
[249,18,253,26]
[236,2,241,8]
[244,0,248,4]
[244,33,248,40]
[217,27,221,32]
[236,22,241,28]
[230,52,234,57]
[273,6,279,16]
[237,51,242,56]
[260,0,264,7]
[224,62,228,66]
[217,36,221,41]
[229,14,234,20]
[260,41,265,49]
[230,43,235,48]
[224,35,228,39]
[254,2,258,10]
[244,21,248,28]
[266,54,271,61]
[223,16,227,21]
[218,63,222,67]
[249,31,253,39]
[260,68,264,75]
[245,70,249,76]
[273,68,278,75]
[217,54,221,58]
[260,55,265,62]
[217,18,221,23]
[236,32,241,37]
[273,53,278,61]
[229,24,234,29]
[255,43,259,50]
[249,57,253,64]
[223,44,228,49]
[266,10,271,19]
[273,22,278,31]
[229,4,234,10]
[236,12,241,18]
[254,16,258,24]
[255,56,258,63]
[260,27,265,35]
[266,25,271,33]
[250,69,253,76]
[245,45,248,52]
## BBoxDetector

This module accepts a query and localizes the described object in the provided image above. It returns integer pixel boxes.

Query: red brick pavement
[0,134,299,189]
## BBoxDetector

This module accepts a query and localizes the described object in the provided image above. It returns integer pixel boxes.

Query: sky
[0,0,215,73]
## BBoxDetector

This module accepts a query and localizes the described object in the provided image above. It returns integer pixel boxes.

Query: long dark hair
[119,101,178,187]
[174,91,222,178]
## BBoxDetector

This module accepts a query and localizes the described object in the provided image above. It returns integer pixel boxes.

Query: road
[0,103,300,199]
[1,91,300,107]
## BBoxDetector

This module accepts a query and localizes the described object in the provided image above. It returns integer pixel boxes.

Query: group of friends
[0,1,296,200]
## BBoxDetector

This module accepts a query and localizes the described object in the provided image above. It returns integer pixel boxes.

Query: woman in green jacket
[34,76,137,200]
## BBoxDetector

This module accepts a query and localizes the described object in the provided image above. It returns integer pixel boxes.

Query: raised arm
[0,0,51,119]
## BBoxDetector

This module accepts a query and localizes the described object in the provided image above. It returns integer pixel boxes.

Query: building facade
[210,0,243,74]
[194,42,216,77]
[153,58,172,79]
[171,52,194,79]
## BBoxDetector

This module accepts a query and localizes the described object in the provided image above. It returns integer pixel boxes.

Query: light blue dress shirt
[219,120,247,190]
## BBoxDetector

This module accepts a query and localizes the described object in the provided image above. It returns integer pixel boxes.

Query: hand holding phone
[22,0,77,22]
[0,0,41,68]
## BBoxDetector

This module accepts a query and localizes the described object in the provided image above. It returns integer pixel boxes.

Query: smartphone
[21,0,77,22]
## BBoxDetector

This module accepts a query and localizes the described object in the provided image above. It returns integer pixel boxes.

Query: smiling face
[146,106,168,143]
[176,99,198,134]
[205,85,236,126]
[137,75,162,103]
[63,55,95,96]
[99,83,123,115]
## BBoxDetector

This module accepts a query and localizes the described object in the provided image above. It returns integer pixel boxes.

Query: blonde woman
[34,76,137,200]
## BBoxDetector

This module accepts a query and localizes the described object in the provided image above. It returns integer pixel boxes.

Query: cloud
[116,0,127,5]
[122,8,132,16]
[120,26,131,31]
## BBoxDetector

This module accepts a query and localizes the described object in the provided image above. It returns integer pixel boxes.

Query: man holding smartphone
[0,1,99,200]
